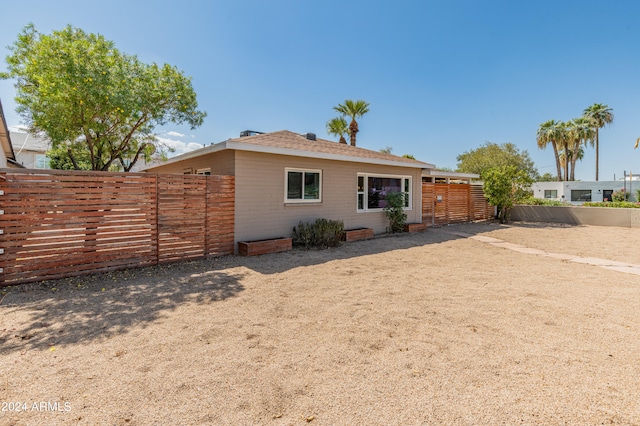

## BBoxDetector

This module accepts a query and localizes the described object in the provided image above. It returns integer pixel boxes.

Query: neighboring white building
[532,180,638,204]
[11,130,51,169]
[0,99,20,168]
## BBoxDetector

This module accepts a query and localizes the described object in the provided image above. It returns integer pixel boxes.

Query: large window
[285,168,321,203]
[571,190,592,202]
[357,173,411,211]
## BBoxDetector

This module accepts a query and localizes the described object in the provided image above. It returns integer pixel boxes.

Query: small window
[35,154,50,169]
[571,190,592,202]
[196,168,211,175]
[285,168,321,203]
[357,175,365,210]
[544,190,557,199]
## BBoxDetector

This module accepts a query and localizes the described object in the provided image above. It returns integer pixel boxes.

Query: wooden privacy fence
[422,183,493,226]
[0,169,234,286]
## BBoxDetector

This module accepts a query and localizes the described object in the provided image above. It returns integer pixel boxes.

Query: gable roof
[153,130,434,169]
[10,131,51,153]
[0,99,18,164]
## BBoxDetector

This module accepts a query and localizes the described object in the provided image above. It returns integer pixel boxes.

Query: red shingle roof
[146,129,434,170]
[228,130,431,167]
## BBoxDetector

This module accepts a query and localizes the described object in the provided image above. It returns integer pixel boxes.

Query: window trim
[357,172,412,212]
[35,153,50,169]
[284,168,322,204]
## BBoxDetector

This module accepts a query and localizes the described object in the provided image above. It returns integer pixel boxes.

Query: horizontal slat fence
[470,184,494,220]
[0,169,234,286]
[422,183,492,226]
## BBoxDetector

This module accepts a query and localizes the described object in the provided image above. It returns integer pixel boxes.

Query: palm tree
[556,121,572,181]
[583,103,613,181]
[536,120,564,181]
[566,117,593,181]
[326,117,349,144]
[333,99,370,146]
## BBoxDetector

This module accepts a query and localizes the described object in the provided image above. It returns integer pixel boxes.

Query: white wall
[532,181,635,204]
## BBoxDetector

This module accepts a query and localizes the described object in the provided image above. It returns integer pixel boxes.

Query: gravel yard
[2,222,640,425]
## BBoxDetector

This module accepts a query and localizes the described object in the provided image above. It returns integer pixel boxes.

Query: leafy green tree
[583,103,613,181]
[326,116,349,144]
[48,141,92,170]
[536,119,564,181]
[378,147,415,159]
[482,166,533,224]
[1,24,206,171]
[333,99,370,146]
[537,172,557,182]
[456,142,538,180]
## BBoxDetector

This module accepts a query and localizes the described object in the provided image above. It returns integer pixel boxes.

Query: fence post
[0,178,4,277]
[154,173,160,265]
[204,176,209,257]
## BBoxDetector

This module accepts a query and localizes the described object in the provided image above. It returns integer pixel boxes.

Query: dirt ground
[2,221,640,425]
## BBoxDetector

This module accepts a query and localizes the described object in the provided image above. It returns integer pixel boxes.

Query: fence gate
[422,183,492,226]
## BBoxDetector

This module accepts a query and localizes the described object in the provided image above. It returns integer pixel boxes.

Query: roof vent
[240,130,264,137]
[305,132,316,141]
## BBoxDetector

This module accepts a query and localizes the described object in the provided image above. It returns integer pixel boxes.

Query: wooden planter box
[238,237,292,256]
[404,223,427,233]
[342,228,374,242]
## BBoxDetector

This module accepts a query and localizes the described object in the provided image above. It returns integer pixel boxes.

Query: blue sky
[1,0,639,180]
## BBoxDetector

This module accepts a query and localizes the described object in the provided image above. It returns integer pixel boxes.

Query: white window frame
[35,153,50,169]
[357,173,412,212]
[196,168,211,175]
[285,168,322,203]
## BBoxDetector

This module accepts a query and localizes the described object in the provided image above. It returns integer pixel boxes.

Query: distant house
[11,131,51,169]
[0,99,21,168]
[532,180,638,204]
[145,130,436,245]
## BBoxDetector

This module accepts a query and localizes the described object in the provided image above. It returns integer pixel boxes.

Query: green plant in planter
[292,218,344,249]
[383,191,407,233]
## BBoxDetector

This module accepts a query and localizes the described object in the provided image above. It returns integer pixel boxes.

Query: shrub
[291,218,344,249]
[383,191,407,233]
[519,197,569,206]
[611,189,630,202]
[582,201,640,208]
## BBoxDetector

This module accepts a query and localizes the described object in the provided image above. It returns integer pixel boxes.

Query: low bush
[519,197,569,206]
[611,189,630,202]
[291,218,344,249]
[582,201,640,208]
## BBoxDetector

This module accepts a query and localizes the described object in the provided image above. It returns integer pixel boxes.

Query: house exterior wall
[0,148,6,168]
[532,181,635,204]
[146,150,235,175]
[233,151,423,243]
[15,150,42,169]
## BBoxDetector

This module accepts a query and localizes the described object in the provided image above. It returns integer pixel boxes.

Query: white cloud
[155,135,204,156]
[166,131,185,138]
